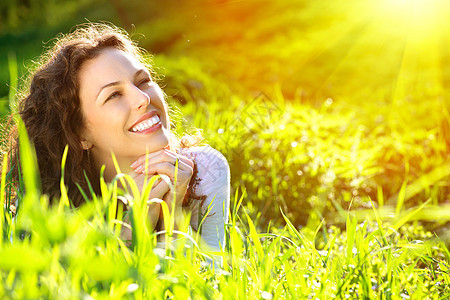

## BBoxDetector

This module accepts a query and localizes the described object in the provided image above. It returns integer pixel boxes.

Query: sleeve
[188,146,230,251]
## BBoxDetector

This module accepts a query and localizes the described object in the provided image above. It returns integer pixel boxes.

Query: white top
[178,145,230,251]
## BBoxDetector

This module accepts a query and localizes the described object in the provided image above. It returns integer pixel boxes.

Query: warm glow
[347,0,450,102]
[382,0,440,19]
[374,0,447,34]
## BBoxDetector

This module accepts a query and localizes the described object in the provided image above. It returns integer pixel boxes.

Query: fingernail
[131,161,138,168]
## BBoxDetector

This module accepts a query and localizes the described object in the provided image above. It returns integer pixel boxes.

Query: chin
[145,134,170,152]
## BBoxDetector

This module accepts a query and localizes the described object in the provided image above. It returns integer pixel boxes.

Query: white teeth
[131,115,160,132]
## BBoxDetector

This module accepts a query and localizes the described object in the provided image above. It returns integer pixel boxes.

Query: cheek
[79,104,96,140]
[82,108,121,142]
[83,109,101,131]
[81,116,99,143]
[149,87,170,128]
[161,102,170,129]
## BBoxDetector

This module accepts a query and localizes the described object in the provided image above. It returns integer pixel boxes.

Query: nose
[131,86,150,110]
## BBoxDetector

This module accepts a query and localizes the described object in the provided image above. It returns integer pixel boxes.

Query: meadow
[0,0,449,298]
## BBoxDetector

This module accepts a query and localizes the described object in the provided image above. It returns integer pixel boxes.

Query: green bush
[170,84,450,230]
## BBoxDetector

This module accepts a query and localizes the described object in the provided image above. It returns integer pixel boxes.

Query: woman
[6,23,230,251]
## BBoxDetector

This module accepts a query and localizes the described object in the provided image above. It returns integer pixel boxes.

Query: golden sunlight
[374,0,446,33]
[360,0,450,102]
[311,0,450,102]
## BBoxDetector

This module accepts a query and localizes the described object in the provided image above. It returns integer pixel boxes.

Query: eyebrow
[134,69,148,79]
[95,69,149,101]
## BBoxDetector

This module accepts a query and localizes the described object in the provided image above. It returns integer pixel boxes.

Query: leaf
[392,199,431,231]
[390,163,450,206]
[395,179,407,216]
[244,209,264,261]
[346,214,357,264]
[369,197,388,247]
[58,145,70,212]
[0,244,50,272]
[281,208,312,251]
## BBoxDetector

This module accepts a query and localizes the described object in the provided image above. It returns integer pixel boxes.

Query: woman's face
[78,47,170,173]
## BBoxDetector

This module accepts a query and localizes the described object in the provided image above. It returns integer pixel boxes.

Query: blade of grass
[0,155,8,236]
[346,214,357,265]
[58,145,70,213]
[395,179,407,216]
[377,185,384,208]
[17,118,40,196]
[8,52,18,106]
[368,197,388,247]
[389,163,450,206]
[281,208,313,250]
[244,209,264,262]
[392,199,431,231]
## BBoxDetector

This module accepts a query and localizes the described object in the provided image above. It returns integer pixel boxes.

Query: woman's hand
[120,170,170,243]
[131,148,194,218]
[128,170,170,224]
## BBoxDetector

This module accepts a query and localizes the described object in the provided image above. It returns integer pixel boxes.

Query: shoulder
[179,145,230,186]
[179,145,228,164]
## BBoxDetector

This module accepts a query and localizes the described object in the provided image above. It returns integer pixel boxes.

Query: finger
[138,162,192,185]
[176,154,194,169]
[139,175,171,199]
[135,161,172,175]
[149,180,170,199]
[132,149,193,172]
[171,157,193,173]
[119,174,168,202]
[164,150,194,169]
[132,150,177,172]
[130,149,168,168]
[135,154,193,174]
[172,156,194,174]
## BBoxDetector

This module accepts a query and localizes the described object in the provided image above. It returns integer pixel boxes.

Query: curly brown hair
[5,23,202,208]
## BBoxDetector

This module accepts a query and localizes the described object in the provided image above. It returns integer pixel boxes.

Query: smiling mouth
[130,114,161,132]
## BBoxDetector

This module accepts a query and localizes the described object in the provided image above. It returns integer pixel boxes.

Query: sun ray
[311,0,449,102]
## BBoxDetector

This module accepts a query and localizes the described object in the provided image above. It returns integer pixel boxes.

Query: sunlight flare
[375,0,447,33]
[358,0,449,102]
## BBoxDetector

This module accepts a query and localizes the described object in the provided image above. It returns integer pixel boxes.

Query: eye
[105,91,121,102]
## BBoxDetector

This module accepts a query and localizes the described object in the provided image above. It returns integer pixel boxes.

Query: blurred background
[0,0,449,236]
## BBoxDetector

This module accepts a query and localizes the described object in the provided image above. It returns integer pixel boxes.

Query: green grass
[0,127,449,298]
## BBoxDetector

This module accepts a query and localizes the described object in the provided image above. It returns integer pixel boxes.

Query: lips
[129,111,161,133]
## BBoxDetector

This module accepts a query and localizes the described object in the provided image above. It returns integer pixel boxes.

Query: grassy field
[1,0,450,298]
[0,121,448,298]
